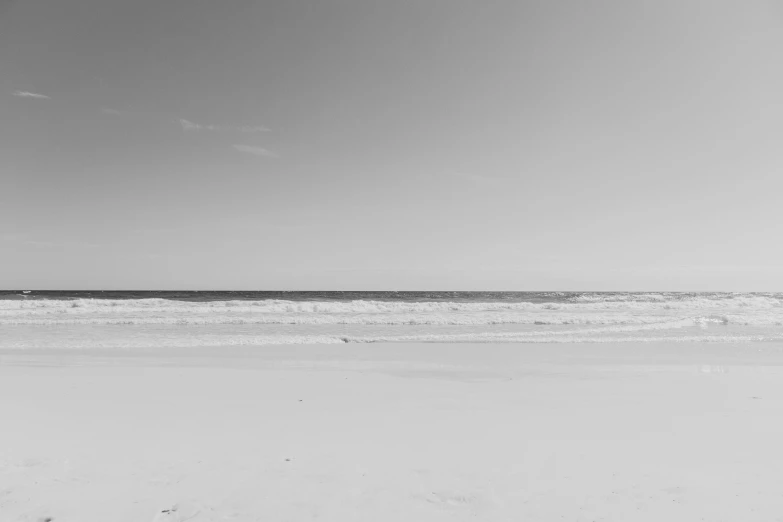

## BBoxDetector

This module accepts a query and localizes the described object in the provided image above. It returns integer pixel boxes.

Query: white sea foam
[3,313,781,326]
[1,294,781,314]
[2,295,781,348]
[1,296,781,326]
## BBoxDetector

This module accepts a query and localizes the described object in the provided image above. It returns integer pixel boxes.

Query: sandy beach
[2,342,783,521]
[5,0,782,518]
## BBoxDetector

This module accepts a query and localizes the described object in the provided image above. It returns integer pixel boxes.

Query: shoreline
[4,341,783,370]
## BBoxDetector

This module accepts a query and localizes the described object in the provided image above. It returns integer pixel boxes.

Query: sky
[2,0,783,290]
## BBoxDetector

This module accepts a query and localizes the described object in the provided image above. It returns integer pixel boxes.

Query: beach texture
[2,342,783,521]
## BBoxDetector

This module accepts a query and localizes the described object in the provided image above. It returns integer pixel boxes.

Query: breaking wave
[2,292,782,347]
[1,295,782,325]
[2,294,783,311]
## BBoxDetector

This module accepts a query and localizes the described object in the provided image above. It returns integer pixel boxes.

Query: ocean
[1,291,782,348]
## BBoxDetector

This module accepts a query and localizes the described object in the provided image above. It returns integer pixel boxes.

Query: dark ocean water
[2,290,778,303]
[0,290,572,302]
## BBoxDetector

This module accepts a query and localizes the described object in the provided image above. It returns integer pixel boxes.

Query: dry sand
[2,342,783,521]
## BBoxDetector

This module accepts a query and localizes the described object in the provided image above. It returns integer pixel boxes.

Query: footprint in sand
[415,488,501,515]
[420,491,478,507]
[151,503,201,522]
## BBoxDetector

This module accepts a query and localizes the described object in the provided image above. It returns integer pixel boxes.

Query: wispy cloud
[233,144,278,158]
[180,119,220,132]
[24,239,57,248]
[13,90,50,100]
[101,108,125,116]
[235,125,271,133]
[180,119,270,133]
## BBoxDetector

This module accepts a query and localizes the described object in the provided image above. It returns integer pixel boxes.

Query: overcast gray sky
[2,0,782,290]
